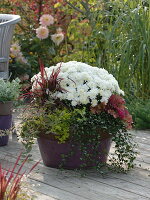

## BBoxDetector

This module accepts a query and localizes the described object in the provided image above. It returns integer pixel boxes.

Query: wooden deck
[0,112,150,200]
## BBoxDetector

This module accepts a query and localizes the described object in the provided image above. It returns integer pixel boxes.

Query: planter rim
[38,130,112,142]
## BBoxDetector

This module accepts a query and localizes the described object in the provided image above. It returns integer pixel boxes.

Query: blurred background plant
[62,0,150,99]
[9,42,31,81]
[0,0,74,76]
[127,98,150,130]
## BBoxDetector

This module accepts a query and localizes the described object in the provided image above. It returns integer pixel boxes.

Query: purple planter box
[0,115,12,146]
[0,115,12,130]
[0,135,9,146]
[0,101,13,115]
[37,136,112,169]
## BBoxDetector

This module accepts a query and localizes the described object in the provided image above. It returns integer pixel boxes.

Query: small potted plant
[0,78,20,146]
[0,78,20,115]
[20,61,136,171]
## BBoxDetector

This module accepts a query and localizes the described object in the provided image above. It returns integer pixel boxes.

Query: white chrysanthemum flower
[31,61,124,107]
[36,26,49,39]
[91,99,98,107]
[40,14,54,26]
[79,95,90,105]
[66,93,75,101]
[51,33,64,46]
[71,100,78,107]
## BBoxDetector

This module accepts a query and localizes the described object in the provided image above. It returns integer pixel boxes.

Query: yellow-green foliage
[21,109,73,143]
[21,108,87,144]
[48,109,72,143]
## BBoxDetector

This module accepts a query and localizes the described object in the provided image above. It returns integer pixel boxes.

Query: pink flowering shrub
[36,14,64,46]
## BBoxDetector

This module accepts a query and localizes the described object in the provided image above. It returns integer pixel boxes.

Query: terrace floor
[0,110,150,200]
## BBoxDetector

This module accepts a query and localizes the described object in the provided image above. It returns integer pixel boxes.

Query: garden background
[0,0,150,129]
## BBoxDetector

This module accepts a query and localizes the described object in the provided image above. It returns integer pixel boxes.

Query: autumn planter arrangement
[0,78,20,146]
[20,61,136,171]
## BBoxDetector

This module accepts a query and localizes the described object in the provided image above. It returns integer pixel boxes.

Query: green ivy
[21,106,137,172]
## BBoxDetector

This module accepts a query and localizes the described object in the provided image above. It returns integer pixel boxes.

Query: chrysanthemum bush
[32,61,124,105]
[20,61,137,171]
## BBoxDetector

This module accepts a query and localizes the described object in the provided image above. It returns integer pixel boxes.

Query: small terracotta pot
[37,136,112,169]
[0,101,13,115]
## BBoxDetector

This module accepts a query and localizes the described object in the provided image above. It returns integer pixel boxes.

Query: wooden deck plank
[1,115,150,200]
[0,157,123,200]
[0,154,132,200]
[0,151,150,191]
[0,144,150,200]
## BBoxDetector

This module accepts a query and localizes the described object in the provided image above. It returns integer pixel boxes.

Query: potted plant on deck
[0,78,20,146]
[20,61,136,171]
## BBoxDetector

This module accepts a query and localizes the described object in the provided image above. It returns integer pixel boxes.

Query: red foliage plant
[90,94,133,129]
[105,95,133,129]
[21,60,65,103]
[0,152,40,200]
[38,60,64,93]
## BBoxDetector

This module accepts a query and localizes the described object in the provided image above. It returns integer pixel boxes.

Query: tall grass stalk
[66,0,150,98]
[106,0,150,98]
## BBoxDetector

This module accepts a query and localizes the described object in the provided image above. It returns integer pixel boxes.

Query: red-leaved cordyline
[21,59,66,104]
[0,152,40,200]
[38,59,65,93]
